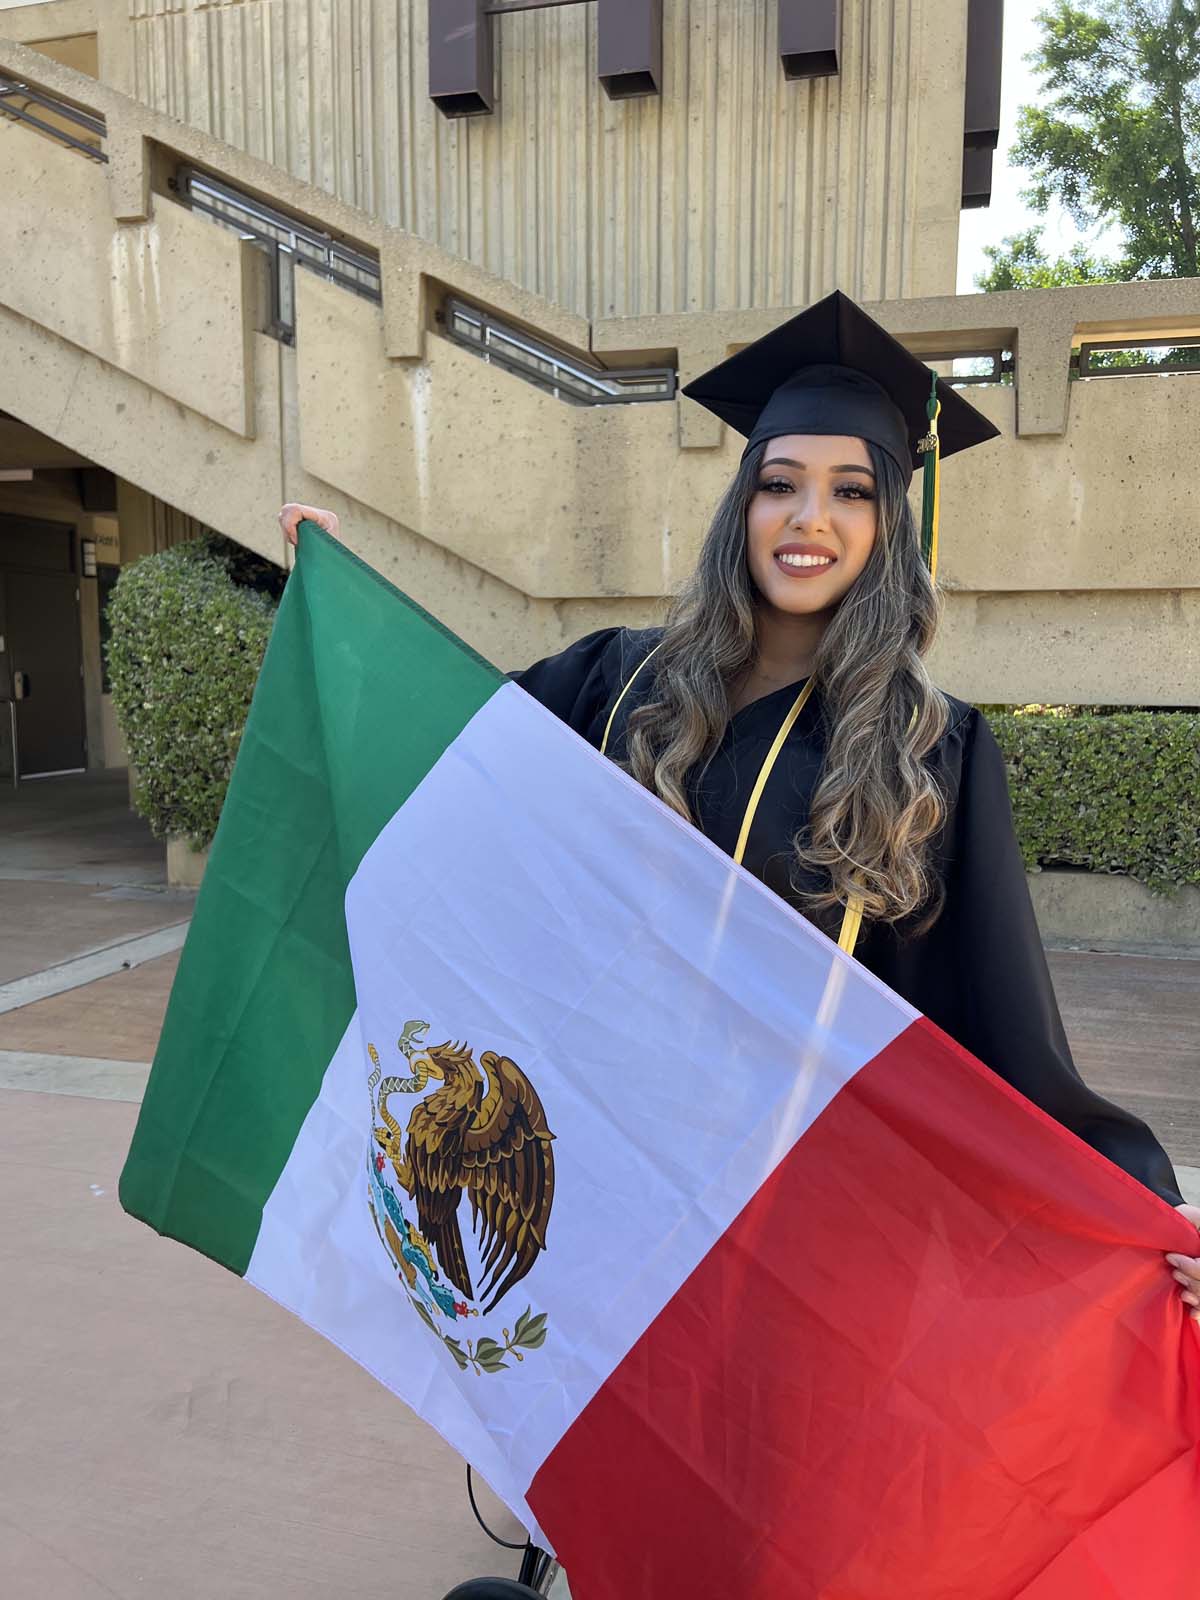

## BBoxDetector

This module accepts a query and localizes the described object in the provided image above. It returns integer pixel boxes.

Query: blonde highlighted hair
[623,440,952,939]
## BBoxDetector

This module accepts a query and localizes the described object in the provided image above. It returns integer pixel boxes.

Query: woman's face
[745,434,880,618]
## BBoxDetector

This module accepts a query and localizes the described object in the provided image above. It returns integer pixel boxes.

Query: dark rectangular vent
[598,0,663,99]
[429,0,495,118]
[779,0,841,80]
[961,144,994,209]
[964,0,1003,149]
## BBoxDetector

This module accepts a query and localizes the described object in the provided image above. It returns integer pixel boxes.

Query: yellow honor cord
[838,893,864,954]
[731,678,816,866]
[602,656,868,959]
[599,640,665,756]
[918,369,942,584]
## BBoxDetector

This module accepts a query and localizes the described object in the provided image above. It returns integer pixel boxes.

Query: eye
[834,482,874,500]
[758,477,794,494]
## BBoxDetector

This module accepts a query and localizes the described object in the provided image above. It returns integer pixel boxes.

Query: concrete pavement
[0,1084,531,1600]
[0,770,191,996]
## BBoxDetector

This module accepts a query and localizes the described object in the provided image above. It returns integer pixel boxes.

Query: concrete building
[0,0,1197,797]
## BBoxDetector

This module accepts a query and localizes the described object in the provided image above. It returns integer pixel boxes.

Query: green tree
[1011,0,1199,281]
[975,227,1125,290]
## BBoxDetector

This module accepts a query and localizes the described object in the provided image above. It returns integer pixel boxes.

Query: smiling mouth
[774,552,837,574]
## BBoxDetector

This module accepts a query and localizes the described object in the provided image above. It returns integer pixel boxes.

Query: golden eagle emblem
[367,1021,555,1326]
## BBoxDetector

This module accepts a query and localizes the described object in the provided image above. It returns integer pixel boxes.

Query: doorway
[0,517,86,778]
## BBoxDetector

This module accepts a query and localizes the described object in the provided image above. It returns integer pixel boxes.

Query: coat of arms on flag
[120,524,1200,1600]
[366,1020,554,1371]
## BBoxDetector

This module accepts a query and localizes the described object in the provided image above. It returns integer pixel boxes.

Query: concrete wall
[65,0,967,316]
[0,0,92,22]
[0,0,98,66]
[0,126,257,439]
[1,40,1198,707]
[1032,872,1200,959]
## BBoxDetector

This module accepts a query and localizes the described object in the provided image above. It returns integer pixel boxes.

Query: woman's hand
[1167,1204,1200,1322]
[278,503,340,548]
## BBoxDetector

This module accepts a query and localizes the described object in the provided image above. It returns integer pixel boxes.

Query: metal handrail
[442,296,676,406]
[921,348,1013,386]
[0,70,107,163]
[171,166,381,343]
[1077,336,1200,378]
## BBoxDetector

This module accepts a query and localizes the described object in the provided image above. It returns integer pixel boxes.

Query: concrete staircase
[0,39,666,667]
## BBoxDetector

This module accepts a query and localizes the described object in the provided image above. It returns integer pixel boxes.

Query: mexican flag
[121,524,1200,1598]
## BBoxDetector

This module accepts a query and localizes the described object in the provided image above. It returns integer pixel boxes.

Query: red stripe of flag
[529,1016,1200,1599]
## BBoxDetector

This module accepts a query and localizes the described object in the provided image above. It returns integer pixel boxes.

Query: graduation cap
[681,290,1000,580]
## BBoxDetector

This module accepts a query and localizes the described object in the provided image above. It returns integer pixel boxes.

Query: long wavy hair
[623,439,952,939]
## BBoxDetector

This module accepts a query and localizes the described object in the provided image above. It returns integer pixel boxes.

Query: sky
[956,0,1121,292]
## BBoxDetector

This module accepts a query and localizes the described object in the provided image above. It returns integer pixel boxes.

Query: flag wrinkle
[513,685,922,1021]
[299,523,503,682]
[1008,1443,1200,1598]
[349,870,542,1011]
[159,826,344,1074]
[124,551,357,1258]
[903,1020,1195,1237]
[853,1032,1171,1251]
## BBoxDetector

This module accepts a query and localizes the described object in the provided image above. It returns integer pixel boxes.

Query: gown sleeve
[512,627,623,744]
[941,708,1183,1206]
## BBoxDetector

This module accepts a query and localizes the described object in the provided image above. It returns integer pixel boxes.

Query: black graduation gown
[517,625,1183,1207]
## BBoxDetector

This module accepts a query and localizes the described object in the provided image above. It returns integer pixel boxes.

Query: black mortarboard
[681,289,1000,575]
[682,290,999,482]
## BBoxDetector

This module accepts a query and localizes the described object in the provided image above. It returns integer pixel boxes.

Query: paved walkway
[0,1086,530,1600]
[0,770,191,995]
[1046,946,1200,1172]
[1,774,1196,1598]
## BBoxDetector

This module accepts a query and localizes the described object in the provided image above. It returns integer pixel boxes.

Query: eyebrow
[761,457,876,477]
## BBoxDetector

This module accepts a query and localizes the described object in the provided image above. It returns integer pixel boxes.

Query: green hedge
[104,548,1198,895]
[106,538,279,848]
[983,707,1200,896]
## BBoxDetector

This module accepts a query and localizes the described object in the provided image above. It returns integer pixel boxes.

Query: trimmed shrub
[985,708,1200,896]
[106,538,279,847]
[105,553,1198,896]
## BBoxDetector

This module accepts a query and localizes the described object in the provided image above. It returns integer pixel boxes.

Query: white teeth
[777,553,834,568]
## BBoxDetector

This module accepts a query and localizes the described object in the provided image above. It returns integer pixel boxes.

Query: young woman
[280,290,1200,1317]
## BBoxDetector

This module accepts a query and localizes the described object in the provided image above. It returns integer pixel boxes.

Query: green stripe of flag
[119,524,503,1272]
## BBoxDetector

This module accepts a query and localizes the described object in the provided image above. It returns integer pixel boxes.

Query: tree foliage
[1011,0,1199,281]
[975,227,1126,291]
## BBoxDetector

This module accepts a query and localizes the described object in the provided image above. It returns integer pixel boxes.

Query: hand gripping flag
[121,525,1200,1598]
